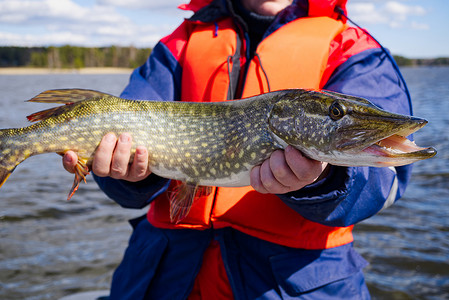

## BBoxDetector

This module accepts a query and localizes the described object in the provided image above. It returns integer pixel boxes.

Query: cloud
[96,0,186,10]
[347,1,428,30]
[0,0,100,24]
[0,0,188,47]
[383,2,426,18]
[0,31,89,46]
[410,21,430,31]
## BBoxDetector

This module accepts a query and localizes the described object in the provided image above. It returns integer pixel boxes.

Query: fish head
[268,89,436,167]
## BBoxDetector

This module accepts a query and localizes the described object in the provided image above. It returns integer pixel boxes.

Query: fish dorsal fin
[26,89,113,122]
[168,182,212,223]
[27,89,113,104]
[26,106,67,122]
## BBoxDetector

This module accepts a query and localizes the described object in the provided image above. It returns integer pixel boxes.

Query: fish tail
[0,165,15,188]
[0,129,29,189]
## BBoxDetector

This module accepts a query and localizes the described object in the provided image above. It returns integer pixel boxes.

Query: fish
[0,88,436,221]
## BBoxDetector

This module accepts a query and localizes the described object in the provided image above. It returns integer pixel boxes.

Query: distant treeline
[393,55,449,67]
[0,46,152,69]
[0,46,447,68]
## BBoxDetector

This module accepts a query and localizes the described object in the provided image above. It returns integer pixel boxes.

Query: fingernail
[105,133,116,143]
[136,147,146,155]
[119,134,131,143]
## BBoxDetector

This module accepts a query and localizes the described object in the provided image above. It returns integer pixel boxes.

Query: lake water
[0,67,448,299]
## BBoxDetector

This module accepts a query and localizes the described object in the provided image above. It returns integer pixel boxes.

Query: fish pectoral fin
[168,182,212,223]
[27,89,113,104]
[68,157,90,201]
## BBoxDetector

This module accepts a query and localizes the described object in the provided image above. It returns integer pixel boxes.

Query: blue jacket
[94,0,413,298]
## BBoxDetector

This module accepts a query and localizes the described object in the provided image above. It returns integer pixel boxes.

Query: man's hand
[250,146,328,194]
[62,133,152,182]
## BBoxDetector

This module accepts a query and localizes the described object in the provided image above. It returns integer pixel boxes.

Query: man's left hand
[250,146,328,194]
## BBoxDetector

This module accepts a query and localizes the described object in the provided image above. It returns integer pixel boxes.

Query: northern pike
[0,89,436,220]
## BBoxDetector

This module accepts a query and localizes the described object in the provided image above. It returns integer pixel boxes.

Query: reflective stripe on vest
[148,16,353,250]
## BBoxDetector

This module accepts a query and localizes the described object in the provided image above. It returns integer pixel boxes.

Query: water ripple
[1,69,448,299]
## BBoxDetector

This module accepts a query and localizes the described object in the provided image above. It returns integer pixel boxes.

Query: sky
[0,0,448,58]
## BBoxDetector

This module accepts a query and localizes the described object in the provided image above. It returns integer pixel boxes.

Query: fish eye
[329,102,345,120]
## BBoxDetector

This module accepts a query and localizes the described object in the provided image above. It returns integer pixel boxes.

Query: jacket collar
[187,0,229,23]
[178,0,213,13]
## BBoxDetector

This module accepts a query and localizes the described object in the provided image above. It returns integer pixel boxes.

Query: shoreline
[0,67,133,75]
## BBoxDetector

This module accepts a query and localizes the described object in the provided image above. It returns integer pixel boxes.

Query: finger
[269,149,302,188]
[285,146,325,183]
[110,133,133,179]
[127,146,151,182]
[92,133,117,177]
[250,165,269,194]
[259,158,290,194]
[62,151,78,173]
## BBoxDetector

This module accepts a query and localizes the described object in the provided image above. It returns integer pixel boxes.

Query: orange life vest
[147,16,353,250]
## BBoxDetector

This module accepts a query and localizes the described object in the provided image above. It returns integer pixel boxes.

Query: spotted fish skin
[0,89,287,191]
[0,88,436,198]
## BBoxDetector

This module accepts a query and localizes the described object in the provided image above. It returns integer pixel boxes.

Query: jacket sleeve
[93,41,183,209]
[278,47,414,227]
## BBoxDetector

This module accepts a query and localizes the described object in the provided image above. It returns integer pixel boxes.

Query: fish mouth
[362,125,437,165]
[364,135,435,156]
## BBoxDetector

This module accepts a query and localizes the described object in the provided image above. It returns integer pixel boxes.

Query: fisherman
[63,0,414,298]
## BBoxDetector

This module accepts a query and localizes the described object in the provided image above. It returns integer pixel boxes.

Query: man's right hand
[62,133,152,182]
